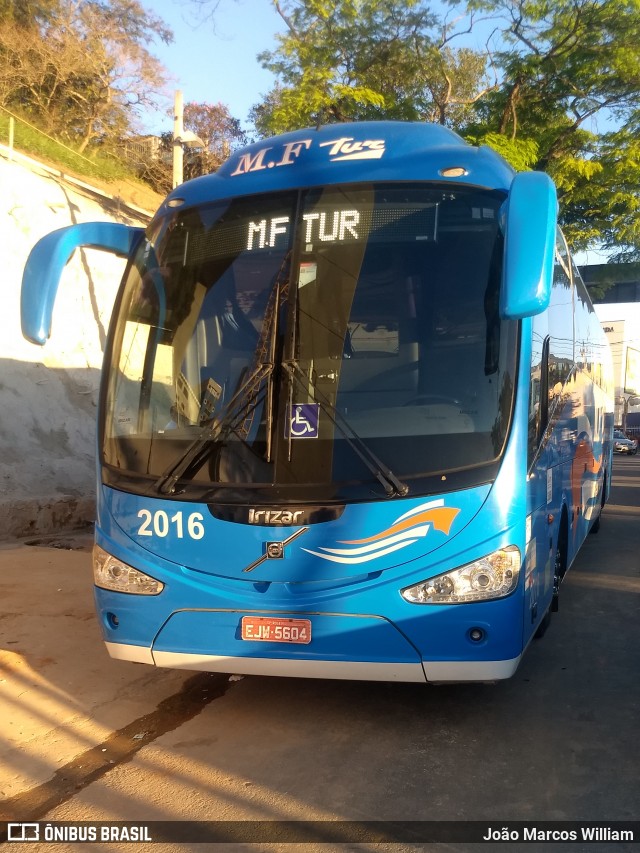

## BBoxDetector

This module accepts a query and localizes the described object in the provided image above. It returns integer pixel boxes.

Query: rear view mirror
[21,221,143,345]
[500,171,557,319]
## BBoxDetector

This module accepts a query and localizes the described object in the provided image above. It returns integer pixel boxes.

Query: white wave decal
[303,539,419,565]
[306,502,461,565]
[312,526,430,557]
[394,499,445,524]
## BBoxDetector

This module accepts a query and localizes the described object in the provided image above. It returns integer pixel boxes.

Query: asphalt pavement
[0,455,638,852]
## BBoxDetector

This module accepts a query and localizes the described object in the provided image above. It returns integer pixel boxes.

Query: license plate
[241,616,312,644]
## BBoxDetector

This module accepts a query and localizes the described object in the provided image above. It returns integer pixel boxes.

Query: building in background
[122,134,164,169]
[582,262,640,305]
[583,264,640,434]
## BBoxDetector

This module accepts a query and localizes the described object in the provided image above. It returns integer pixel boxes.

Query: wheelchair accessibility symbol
[286,403,320,438]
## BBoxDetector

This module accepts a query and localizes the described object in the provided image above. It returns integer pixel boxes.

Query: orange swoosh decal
[340,507,460,545]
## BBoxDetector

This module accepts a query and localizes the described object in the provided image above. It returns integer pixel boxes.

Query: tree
[463,0,640,258]
[130,103,246,192]
[252,0,495,135]
[249,0,640,258]
[66,0,172,153]
[0,0,172,153]
[0,0,58,26]
[183,101,247,178]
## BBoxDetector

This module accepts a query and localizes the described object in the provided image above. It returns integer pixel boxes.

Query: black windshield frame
[99,182,519,505]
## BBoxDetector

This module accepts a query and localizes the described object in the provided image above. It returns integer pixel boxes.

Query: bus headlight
[401,546,521,604]
[93,545,164,595]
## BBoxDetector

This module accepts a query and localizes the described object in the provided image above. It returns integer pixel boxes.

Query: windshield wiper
[155,260,291,496]
[282,360,409,498]
[154,362,272,495]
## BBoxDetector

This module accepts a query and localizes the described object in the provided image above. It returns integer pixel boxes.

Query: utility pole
[172,90,205,189]
[172,90,184,189]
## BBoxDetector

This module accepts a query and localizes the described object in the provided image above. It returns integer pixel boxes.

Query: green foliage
[251,0,640,257]
[253,0,492,135]
[465,132,539,171]
[0,0,172,153]
[0,111,131,180]
[562,126,640,260]
[463,0,640,258]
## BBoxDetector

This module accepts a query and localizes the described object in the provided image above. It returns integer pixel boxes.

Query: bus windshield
[102,182,518,502]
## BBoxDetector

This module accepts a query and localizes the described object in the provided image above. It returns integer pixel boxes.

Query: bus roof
[159,121,516,215]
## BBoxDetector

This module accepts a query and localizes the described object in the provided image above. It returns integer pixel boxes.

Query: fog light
[469,627,485,642]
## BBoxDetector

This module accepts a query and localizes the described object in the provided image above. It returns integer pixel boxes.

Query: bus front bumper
[106,641,521,683]
[104,603,523,684]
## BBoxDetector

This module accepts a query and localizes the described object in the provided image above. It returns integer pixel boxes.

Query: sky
[140,0,611,263]
[140,0,284,134]
[139,0,494,135]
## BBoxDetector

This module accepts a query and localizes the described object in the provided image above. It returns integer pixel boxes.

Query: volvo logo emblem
[266,542,284,559]
[242,527,309,573]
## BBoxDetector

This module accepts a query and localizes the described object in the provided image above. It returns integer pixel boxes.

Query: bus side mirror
[500,171,557,319]
[21,221,144,345]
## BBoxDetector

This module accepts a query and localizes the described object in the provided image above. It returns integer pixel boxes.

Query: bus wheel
[536,522,567,637]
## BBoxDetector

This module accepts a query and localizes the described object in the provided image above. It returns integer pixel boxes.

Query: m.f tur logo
[230,136,386,176]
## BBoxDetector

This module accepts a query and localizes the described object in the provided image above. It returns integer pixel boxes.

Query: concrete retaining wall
[1,149,150,539]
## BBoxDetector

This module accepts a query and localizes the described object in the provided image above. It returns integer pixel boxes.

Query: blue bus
[21,122,613,682]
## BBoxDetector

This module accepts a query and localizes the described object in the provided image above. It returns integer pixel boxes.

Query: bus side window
[528,229,572,466]
[529,315,549,465]
[547,235,573,419]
